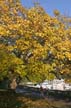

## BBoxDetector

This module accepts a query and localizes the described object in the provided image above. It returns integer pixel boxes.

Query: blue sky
[21,0,71,16]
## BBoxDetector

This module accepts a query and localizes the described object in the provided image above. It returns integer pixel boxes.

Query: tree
[53,9,71,29]
[0,0,71,85]
[0,44,26,89]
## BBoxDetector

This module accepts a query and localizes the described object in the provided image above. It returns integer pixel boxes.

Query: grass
[0,90,71,108]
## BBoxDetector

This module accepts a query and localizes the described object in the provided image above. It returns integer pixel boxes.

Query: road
[15,85,71,100]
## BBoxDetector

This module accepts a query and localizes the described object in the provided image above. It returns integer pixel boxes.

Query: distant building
[18,79,71,91]
[52,79,65,90]
[40,79,71,91]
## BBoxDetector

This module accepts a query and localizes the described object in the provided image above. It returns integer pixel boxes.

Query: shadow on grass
[0,90,24,108]
[0,90,49,108]
[0,90,71,108]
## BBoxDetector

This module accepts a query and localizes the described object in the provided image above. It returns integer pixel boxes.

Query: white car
[41,83,52,90]
[33,84,40,88]
[65,84,71,90]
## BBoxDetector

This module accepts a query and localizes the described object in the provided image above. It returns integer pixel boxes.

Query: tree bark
[10,78,17,90]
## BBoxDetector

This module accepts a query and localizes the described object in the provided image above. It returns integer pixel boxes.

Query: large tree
[0,0,71,87]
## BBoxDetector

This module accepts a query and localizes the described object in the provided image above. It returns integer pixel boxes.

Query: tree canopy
[0,0,71,83]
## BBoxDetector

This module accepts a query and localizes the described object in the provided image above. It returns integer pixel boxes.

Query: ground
[0,90,71,108]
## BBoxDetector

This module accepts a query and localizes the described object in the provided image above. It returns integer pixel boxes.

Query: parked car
[65,84,71,90]
[41,82,52,90]
[33,84,40,88]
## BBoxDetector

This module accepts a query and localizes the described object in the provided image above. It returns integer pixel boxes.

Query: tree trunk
[10,78,17,90]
